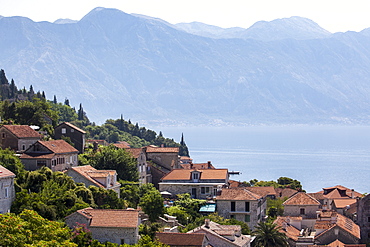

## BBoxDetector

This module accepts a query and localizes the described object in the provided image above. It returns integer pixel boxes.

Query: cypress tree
[42,91,46,99]
[53,95,57,104]
[64,98,70,106]
[78,103,84,120]
[0,69,9,85]
[9,79,16,99]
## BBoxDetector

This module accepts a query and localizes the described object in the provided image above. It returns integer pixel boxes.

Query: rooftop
[2,125,41,138]
[161,168,228,181]
[156,232,206,246]
[283,192,320,206]
[217,187,263,201]
[0,165,16,178]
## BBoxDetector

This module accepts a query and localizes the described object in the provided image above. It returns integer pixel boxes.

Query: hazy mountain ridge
[1,7,370,125]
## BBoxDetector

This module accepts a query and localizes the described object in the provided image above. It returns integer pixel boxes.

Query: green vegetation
[252,221,289,247]
[243,176,303,191]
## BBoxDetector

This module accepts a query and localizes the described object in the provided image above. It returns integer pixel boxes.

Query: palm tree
[252,221,289,247]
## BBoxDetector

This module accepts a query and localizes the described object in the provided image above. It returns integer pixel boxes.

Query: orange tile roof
[181,162,215,169]
[247,186,276,197]
[276,188,299,198]
[333,199,357,209]
[2,125,41,138]
[315,211,360,240]
[318,185,363,199]
[124,148,143,158]
[75,208,139,228]
[69,165,118,188]
[146,146,179,153]
[20,153,55,159]
[217,188,263,201]
[161,169,228,181]
[0,165,16,178]
[58,122,86,134]
[113,143,131,149]
[156,232,206,246]
[39,140,79,154]
[274,216,301,241]
[283,192,320,206]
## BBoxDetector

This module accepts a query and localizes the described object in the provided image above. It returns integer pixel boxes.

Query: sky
[1,0,370,33]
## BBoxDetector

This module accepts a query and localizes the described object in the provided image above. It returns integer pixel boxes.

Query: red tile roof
[39,140,78,154]
[161,169,228,181]
[247,186,276,197]
[0,165,16,178]
[283,192,320,206]
[156,232,206,246]
[181,162,215,169]
[274,216,301,241]
[217,188,263,201]
[146,146,179,153]
[2,125,41,138]
[58,122,86,133]
[74,208,139,228]
[333,199,357,209]
[124,148,143,159]
[69,165,118,188]
[318,185,363,199]
[113,143,131,149]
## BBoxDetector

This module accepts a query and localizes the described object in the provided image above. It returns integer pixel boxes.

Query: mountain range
[1,7,370,125]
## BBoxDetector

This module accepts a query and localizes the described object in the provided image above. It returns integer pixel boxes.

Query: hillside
[1,7,370,125]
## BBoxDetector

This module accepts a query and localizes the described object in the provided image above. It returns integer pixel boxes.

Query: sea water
[154,125,370,194]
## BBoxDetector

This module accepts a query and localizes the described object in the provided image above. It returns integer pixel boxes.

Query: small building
[159,168,229,199]
[156,232,209,247]
[65,207,140,245]
[145,146,180,171]
[216,187,268,229]
[188,219,252,247]
[0,165,16,214]
[0,125,41,152]
[54,122,86,154]
[357,193,370,244]
[66,165,121,197]
[20,139,78,172]
[283,192,321,218]
[274,210,361,246]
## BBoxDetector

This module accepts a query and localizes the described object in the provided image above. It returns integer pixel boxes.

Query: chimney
[207,161,211,169]
[351,189,354,198]
[190,162,193,169]
[205,219,210,228]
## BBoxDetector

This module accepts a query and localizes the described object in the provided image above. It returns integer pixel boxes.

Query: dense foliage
[243,176,303,191]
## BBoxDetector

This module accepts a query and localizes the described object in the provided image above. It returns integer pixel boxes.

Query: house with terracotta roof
[181,161,215,170]
[20,139,78,172]
[274,210,361,246]
[66,165,121,196]
[155,232,209,247]
[0,165,16,214]
[216,187,268,229]
[144,145,180,171]
[124,147,151,184]
[283,192,321,218]
[357,193,370,244]
[54,122,86,153]
[188,219,252,247]
[65,207,140,245]
[159,168,229,199]
[0,125,41,152]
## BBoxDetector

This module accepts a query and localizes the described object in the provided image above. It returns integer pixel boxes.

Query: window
[4,187,9,198]
[368,216,370,222]
[120,239,125,245]
[22,145,25,150]
[201,187,210,194]
[245,215,250,222]
[2,133,5,138]
[245,202,250,212]
[61,128,66,134]
[193,173,199,180]
[71,129,74,132]
[300,208,305,215]
[230,215,235,219]
[231,201,236,212]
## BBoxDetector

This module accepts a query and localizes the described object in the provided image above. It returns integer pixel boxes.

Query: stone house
[54,122,85,153]
[357,194,370,244]
[283,192,321,218]
[216,187,268,230]
[66,165,121,197]
[274,210,361,246]
[20,139,78,172]
[0,125,41,153]
[65,207,140,245]
[159,168,229,199]
[155,232,209,247]
[0,165,16,214]
[188,219,252,247]
[124,148,150,184]
[180,161,215,170]
[144,146,180,171]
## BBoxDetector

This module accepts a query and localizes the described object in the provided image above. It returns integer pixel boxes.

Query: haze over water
[157,125,370,194]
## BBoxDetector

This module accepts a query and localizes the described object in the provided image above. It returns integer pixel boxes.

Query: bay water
[153,125,370,194]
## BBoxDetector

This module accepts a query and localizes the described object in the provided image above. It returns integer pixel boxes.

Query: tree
[0,209,76,246]
[267,198,285,220]
[139,189,164,222]
[179,133,189,157]
[85,145,138,181]
[252,222,289,247]
[53,95,57,104]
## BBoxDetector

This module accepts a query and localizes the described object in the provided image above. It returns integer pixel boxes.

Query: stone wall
[284,205,319,218]
[0,176,15,214]
[357,194,370,244]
